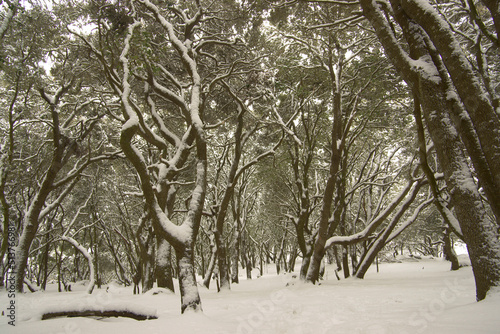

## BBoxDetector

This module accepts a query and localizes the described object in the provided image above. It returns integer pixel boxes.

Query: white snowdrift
[1,257,498,334]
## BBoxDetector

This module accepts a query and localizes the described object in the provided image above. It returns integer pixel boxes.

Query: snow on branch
[119,20,142,126]
[386,194,435,243]
[55,189,97,294]
[60,235,95,294]
[325,177,416,248]
[308,13,364,30]
[62,190,93,236]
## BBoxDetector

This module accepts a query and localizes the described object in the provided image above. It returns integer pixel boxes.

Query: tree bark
[42,310,157,321]
[216,241,230,290]
[202,234,217,289]
[401,0,500,224]
[176,246,202,313]
[443,226,460,271]
[231,230,241,283]
[342,246,350,279]
[156,237,174,292]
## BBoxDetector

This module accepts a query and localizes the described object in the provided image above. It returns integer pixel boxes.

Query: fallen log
[42,310,157,321]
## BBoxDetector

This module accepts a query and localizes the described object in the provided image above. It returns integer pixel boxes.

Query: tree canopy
[1,0,499,313]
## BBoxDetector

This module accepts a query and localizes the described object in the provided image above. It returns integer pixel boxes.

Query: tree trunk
[288,247,297,272]
[245,255,252,280]
[401,0,500,223]
[319,259,325,280]
[230,229,240,283]
[156,237,174,292]
[333,246,342,271]
[15,212,41,292]
[350,245,358,274]
[230,250,239,284]
[176,247,202,313]
[41,226,51,291]
[342,246,350,279]
[92,225,101,289]
[142,242,155,294]
[42,309,157,321]
[56,245,62,293]
[299,244,313,280]
[240,231,252,280]
[305,51,344,284]
[417,69,500,301]
[276,234,287,275]
[216,242,230,290]
[202,236,217,289]
[443,226,460,271]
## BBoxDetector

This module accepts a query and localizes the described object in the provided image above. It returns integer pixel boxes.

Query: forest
[0,0,499,331]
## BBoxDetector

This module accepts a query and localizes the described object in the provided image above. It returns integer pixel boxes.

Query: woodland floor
[1,255,500,334]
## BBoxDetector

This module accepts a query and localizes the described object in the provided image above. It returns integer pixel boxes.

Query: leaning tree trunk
[415,42,500,302]
[299,251,312,280]
[15,212,41,292]
[355,180,429,279]
[14,83,103,292]
[400,0,500,224]
[426,102,500,300]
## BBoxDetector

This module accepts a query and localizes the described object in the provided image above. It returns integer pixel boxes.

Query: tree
[0,4,118,292]
[58,189,97,294]
[358,0,500,300]
[206,90,279,290]
[267,1,401,283]
[71,0,272,312]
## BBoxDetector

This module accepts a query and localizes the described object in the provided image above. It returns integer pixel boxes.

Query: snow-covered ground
[1,256,499,334]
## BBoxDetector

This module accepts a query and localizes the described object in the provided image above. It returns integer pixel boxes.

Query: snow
[410,55,441,84]
[2,257,499,333]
